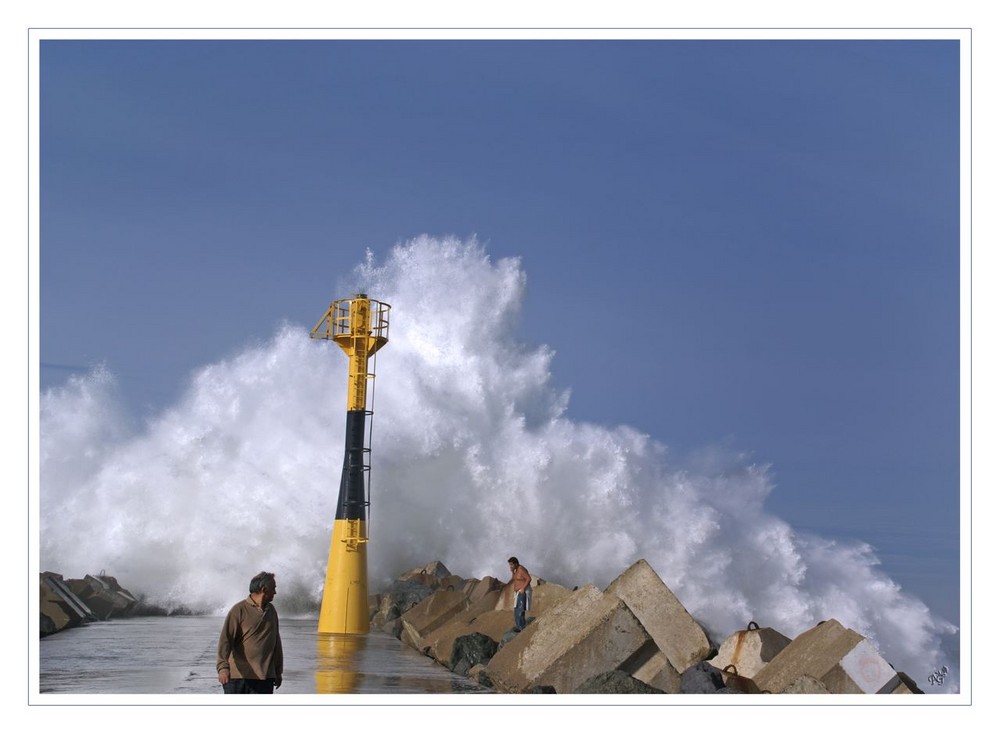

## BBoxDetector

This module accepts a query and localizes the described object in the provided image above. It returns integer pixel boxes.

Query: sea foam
[39,235,959,692]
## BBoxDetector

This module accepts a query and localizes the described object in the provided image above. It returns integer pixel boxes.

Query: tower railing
[311,298,390,344]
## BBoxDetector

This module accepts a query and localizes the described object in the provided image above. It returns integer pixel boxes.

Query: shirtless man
[507,556,531,632]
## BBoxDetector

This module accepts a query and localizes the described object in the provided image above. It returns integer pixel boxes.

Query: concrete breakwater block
[399,589,470,648]
[381,561,923,695]
[421,583,572,667]
[40,572,98,636]
[716,664,762,693]
[484,584,652,693]
[710,622,792,679]
[574,669,666,694]
[605,559,711,674]
[420,594,507,663]
[752,619,908,694]
[40,580,79,636]
[464,576,503,603]
[781,674,831,693]
[66,574,137,621]
[892,671,924,694]
[370,579,435,629]
[372,561,499,633]
[399,560,453,585]
[381,561,562,649]
[821,637,906,694]
[619,646,682,693]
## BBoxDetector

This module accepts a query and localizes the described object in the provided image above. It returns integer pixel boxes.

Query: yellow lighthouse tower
[310,294,390,634]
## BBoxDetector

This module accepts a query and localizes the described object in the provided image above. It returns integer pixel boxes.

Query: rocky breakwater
[371,559,924,694]
[40,571,140,637]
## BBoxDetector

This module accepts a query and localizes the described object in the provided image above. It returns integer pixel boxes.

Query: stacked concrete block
[66,574,137,620]
[718,667,760,693]
[384,561,922,694]
[399,589,470,649]
[781,675,831,694]
[437,574,466,592]
[891,671,924,694]
[39,572,97,636]
[710,622,792,679]
[429,610,513,663]
[484,584,652,693]
[371,561,471,631]
[419,591,506,663]
[463,576,502,603]
[618,643,681,693]
[574,669,665,694]
[605,559,711,674]
[820,637,906,694]
[370,579,434,631]
[753,619,907,694]
[422,582,574,668]
[399,560,453,585]
[40,578,77,636]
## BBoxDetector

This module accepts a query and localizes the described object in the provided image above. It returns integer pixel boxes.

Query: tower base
[317,519,369,634]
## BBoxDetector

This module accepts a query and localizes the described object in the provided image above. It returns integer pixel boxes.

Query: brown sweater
[217,596,283,681]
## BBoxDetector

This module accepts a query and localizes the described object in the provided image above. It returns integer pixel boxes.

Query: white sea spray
[39,235,959,692]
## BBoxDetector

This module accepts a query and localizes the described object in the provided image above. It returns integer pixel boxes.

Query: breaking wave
[39,235,959,692]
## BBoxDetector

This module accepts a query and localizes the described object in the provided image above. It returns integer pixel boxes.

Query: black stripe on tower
[336,410,368,521]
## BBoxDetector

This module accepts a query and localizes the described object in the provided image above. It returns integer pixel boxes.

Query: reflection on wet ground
[39,616,491,694]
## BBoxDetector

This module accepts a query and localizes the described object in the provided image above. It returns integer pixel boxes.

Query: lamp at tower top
[310,294,390,350]
[310,295,390,412]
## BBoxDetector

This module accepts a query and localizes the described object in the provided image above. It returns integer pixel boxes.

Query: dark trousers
[223,678,275,694]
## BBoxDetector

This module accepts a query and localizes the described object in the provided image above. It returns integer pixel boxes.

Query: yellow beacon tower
[310,294,390,634]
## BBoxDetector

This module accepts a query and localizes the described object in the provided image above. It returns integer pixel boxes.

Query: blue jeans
[514,591,527,631]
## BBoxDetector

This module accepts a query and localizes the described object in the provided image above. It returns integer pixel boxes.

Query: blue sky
[38,38,961,623]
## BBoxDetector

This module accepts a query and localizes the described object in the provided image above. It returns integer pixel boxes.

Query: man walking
[217,571,283,693]
[507,556,531,632]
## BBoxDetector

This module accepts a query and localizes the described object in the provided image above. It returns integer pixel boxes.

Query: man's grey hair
[249,571,275,594]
